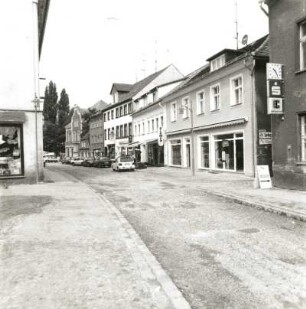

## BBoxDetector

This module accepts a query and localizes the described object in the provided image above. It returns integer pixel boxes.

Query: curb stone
[88,188,192,309]
[202,189,306,223]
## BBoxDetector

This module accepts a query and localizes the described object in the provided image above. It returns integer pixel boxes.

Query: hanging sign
[158,127,164,146]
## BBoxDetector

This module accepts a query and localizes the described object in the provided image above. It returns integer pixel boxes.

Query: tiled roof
[116,66,169,103]
[90,100,109,111]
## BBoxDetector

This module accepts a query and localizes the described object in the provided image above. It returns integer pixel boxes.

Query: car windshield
[120,157,133,162]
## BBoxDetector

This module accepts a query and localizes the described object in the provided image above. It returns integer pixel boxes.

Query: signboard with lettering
[257,165,272,189]
[259,131,272,145]
[158,127,164,146]
[266,63,284,115]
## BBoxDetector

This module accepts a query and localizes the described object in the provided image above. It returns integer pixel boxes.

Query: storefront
[147,140,164,166]
[0,124,24,177]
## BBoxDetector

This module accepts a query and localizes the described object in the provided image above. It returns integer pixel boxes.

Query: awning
[0,111,26,123]
[166,118,247,136]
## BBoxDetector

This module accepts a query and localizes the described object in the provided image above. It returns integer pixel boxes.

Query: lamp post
[32,95,41,183]
[179,101,195,176]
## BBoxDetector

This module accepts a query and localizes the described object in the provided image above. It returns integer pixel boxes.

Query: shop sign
[257,165,272,189]
[267,80,284,98]
[267,98,284,114]
[158,127,164,146]
[259,131,272,145]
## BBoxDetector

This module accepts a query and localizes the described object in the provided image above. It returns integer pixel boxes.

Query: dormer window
[210,54,225,72]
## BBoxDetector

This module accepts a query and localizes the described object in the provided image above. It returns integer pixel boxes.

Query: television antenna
[235,0,239,49]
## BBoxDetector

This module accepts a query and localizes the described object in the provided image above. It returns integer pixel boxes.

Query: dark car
[61,157,71,164]
[83,158,95,167]
[93,157,111,168]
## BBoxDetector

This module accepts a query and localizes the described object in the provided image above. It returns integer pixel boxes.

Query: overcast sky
[40,0,269,109]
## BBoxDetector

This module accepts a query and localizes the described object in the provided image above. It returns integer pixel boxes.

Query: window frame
[182,96,190,119]
[196,90,205,115]
[301,114,306,161]
[170,102,177,122]
[210,83,221,111]
[299,20,306,71]
[230,74,243,106]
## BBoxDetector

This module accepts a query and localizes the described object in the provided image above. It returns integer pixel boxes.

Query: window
[124,124,127,137]
[171,102,177,122]
[210,84,220,111]
[116,126,119,138]
[182,97,190,119]
[231,75,243,105]
[134,125,137,136]
[120,106,123,117]
[128,103,132,113]
[152,119,154,132]
[107,129,110,140]
[147,121,150,133]
[300,20,306,70]
[197,91,205,115]
[111,110,114,119]
[210,54,225,72]
[142,122,145,135]
[153,91,157,102]
[116,108,119,118]
[199,136,210,168]
[156,118,159,131]
[124,105,127,115]
[104,129,106,140]
[0,125,23,177]
[138,124,141,135]
[120,125,123,137]
[214,133,244,171]
[170,139,181,166]
[107,112,110,121]
[301,115,306,161]
[129,123,132,136]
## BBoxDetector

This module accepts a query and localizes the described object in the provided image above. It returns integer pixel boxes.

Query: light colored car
[71,157,84,166]
[112,156,135,172]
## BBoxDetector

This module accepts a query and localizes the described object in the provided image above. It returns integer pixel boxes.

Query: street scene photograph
[0,0,306,308]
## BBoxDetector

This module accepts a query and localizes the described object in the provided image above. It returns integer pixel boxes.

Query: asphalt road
[48,163,306,309]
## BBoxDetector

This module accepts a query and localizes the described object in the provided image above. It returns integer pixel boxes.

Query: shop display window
[170,139,181,166]
[0,125,23,177]
[214,133,244,172]
[200,136,210,168]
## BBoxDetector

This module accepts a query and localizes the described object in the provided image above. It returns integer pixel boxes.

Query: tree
[58,88,70,127]
[81,108,97,138]
[43,81,58,124]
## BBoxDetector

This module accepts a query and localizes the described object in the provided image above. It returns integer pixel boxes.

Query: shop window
[200,136,210,168]
[214,133,244,171]
[300,20,306,70]
[0,125,23,177]
[300,114,306,161]
[170,139,181,166]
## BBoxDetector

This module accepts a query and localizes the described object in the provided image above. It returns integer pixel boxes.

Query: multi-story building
[132,79,184,165]
[79,133,90,158]
[264,0,306,190]
[162,36,271,177]
[65,105,82,158]
[89,111,104,158]
[0,0,50,183]
[103,64,183,159]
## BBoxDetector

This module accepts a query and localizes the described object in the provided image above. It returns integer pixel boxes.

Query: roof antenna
[154,40,158,72]
[235,0,239,50]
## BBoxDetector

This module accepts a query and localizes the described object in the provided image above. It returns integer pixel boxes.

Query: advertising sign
[158,127,164,146]
[267,98,284,114]
[259,131,272,145]
[257,165,272,189]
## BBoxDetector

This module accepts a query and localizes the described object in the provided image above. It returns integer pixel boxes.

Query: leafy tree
[58,88,70,127]
[43,81,58,123]
[81,108,97,137]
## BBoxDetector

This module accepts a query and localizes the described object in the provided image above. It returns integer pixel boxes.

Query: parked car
[112,156,135,172]
[71,157,84,166]
[83,158,95,167]
[61,157,71,164]
[93,157,111,168]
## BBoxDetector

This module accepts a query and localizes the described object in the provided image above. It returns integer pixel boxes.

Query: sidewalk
[145,167,306,222]
[0,169,190,309]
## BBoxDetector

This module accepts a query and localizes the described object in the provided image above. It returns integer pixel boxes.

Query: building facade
[79,133,90,158]
[264,0,306,190]
[65,105,82,158]
[132,79,184,165]
[89,111,104,158]
[163,36,271,177]
[0,0,50,183]
[103,64,183,160]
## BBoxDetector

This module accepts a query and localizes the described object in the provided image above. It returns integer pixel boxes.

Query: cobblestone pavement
[52,164,306,309]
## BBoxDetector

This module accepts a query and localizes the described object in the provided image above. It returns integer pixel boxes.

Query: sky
[40,0,269,109]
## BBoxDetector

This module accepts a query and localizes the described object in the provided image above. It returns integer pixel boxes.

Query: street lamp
[32,95,41,183]
[179,101,195,176]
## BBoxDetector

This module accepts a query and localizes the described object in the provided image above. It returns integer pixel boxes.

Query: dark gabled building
[264,0,306,190]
